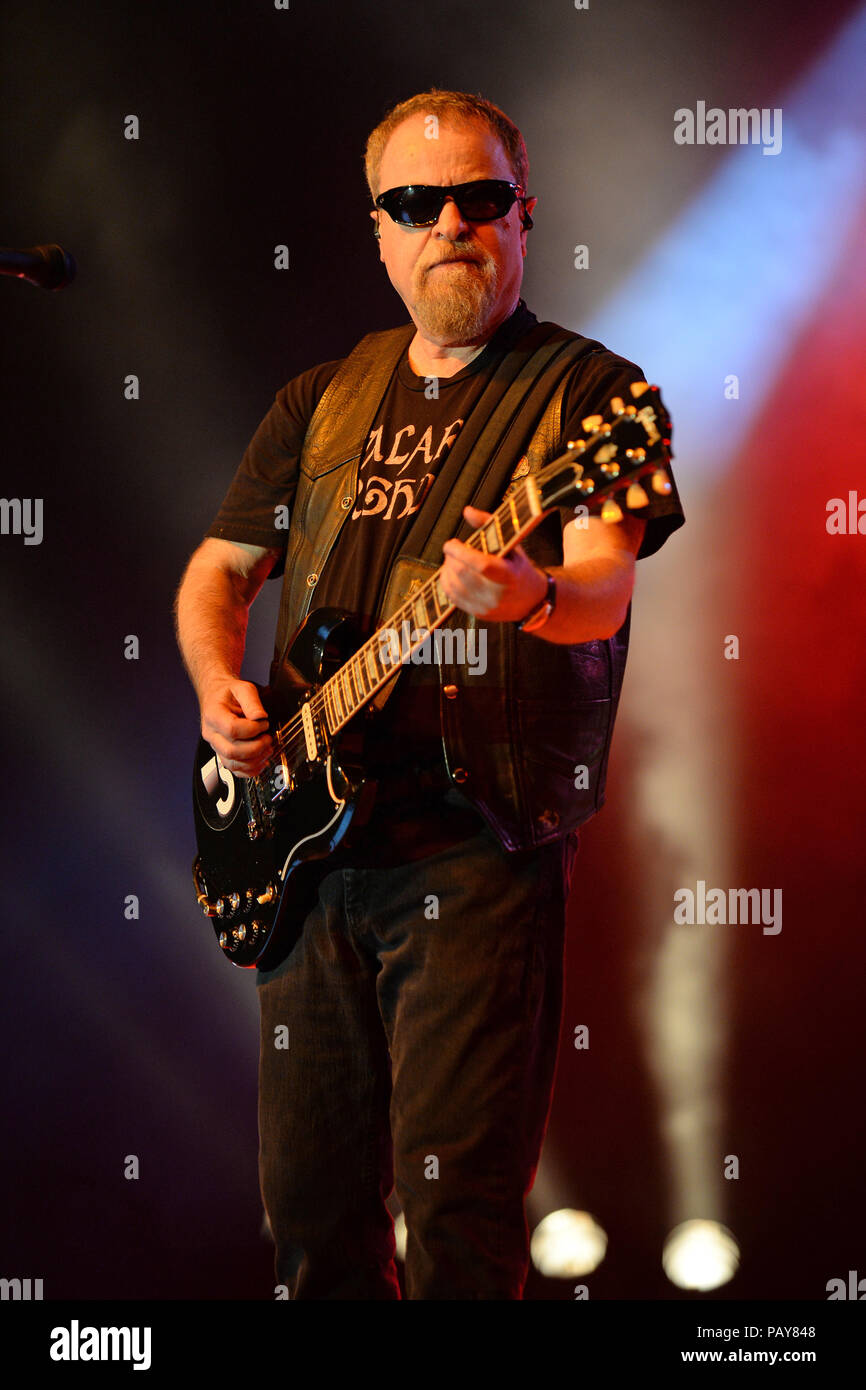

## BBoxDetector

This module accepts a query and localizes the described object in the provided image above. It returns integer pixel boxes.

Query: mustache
[423,244,490,269]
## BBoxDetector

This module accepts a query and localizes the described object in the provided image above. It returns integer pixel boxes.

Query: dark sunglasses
[374,179,533,229]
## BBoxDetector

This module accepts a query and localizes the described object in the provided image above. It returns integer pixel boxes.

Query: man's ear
[522,195,538,229]
[369,208,381,241]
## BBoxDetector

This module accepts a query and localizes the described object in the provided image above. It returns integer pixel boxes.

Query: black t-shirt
[205,301,685,862]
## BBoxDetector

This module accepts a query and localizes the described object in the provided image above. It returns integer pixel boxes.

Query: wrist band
[517,570,556,633]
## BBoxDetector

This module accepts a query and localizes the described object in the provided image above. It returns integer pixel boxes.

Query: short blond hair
[364,88,529,201]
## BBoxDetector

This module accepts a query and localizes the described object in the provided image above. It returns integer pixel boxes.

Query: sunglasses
[374,179,532,229]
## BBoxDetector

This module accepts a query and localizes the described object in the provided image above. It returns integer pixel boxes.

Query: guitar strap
[414,333,586,555]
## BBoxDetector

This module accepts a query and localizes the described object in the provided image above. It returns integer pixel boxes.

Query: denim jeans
[255,791,576,1299]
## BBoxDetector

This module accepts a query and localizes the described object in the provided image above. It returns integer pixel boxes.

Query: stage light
[662,1218,740,1290]
[530,1208,608,1278]
[393,1210,407,1262]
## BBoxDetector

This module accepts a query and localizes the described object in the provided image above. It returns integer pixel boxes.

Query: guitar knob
[218,931,229,951]
[652,469,672,495]
[226,891,241,914]
[233,924,247,945]
[256,884,278,905]
[626,482,650,510]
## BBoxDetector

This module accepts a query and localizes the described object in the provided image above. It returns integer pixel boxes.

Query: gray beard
[409,256,501,344]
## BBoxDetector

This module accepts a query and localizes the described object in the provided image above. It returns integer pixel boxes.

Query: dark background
[1,0,864,1302]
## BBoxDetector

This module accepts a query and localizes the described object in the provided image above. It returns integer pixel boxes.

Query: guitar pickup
[301,699,319,761]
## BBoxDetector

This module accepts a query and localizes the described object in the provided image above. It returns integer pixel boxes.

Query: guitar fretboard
[267,383,671,768]
[314,470,543,737]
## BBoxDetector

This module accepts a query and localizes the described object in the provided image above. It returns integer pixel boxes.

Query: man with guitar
[175,89,684,1299]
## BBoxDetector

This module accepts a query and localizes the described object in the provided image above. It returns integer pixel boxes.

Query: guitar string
[266,472,540,771]
[260,407,667,782]
[266,455,662,778]
[266,454,664,777]
[311,478,537,737]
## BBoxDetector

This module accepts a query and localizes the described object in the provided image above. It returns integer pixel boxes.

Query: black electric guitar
[191,382,672,969]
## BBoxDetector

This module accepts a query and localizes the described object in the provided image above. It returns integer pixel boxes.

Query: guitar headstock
[537,380,673,522]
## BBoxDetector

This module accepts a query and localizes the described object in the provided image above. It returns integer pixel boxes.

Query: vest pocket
[300,448,361,481]
[516,694,614,824]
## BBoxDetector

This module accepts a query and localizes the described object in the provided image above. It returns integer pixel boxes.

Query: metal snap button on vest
[453,767,469,782]
[444,684,458,699]
[306,572,318,587]
[340,495,352,509]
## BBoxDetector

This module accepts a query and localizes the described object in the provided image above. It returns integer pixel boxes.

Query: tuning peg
[629,381,651,398]
[601,498,624,523]
[609,396,625,415]
[566,438,587,451]
[652,469,672,495]
[581,413,603,432]
[626,482,650,509]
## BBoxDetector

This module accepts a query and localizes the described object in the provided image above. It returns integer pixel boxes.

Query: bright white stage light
[393,1210,407,1262]
[662,1219,740,1290]
[530,1208,608,1278]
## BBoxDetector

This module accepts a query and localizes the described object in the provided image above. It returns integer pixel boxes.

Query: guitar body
[191,609,378,970]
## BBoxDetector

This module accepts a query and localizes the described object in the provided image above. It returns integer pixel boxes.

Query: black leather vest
[271,320,631,851]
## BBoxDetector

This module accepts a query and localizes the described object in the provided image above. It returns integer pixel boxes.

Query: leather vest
[270,321,631,851]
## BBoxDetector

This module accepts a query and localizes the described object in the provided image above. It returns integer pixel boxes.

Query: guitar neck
[278,471,546,742]
[272,381,672,750]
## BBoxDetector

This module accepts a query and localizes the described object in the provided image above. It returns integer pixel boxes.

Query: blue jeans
[255,791,575,1299]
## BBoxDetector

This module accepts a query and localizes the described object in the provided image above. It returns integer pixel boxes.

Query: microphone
[0,244,77,290]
